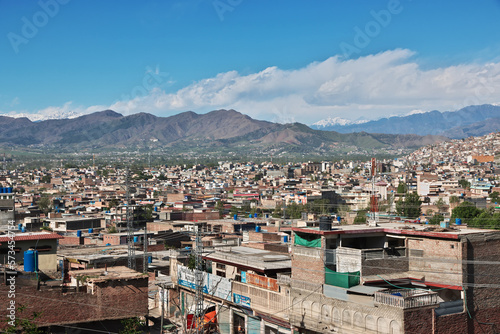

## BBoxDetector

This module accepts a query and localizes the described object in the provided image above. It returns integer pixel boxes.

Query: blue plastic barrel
[21,226,25,233]
[0,187,4,193]
[456,218,462,225]
[7,187,12,193]
[133,236,139,243]
[77,230,82,237]
[148,256,152,263]
[18,223,22,230]
[255,226,261,232]
[283,235,289,243]
[24,250,38,272]
[233,214,238,220]
[254,213,257,218]
[88,228,94,234]
[265,213,269,218]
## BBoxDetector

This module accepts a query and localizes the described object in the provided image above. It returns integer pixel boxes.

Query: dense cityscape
[0,131,499,333]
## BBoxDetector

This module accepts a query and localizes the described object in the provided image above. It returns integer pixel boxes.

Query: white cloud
[4,49,500,123]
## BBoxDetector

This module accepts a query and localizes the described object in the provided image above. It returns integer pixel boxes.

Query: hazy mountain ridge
[0,109,446,154]
[311,104,500,138]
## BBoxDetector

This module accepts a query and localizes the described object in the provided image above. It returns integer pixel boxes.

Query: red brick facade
[0,276,148,330]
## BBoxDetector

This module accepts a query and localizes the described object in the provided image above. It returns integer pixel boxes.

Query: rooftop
[0,232,63,243]
[68,266,144,282]
[204,246,291,272]
[292,221,496,240]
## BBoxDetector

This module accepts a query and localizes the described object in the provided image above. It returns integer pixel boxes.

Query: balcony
[374,289,438,309]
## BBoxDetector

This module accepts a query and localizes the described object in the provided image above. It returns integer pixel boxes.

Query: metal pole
[160,284,164,334]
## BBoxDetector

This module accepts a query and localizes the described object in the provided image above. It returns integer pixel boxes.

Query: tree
[450,202,482,225]
[108,198,120,208]
[3,305,42,334]
[395,192,422,218]
[435,197,446,213]
[429,213,444,225]
[119,317,144,334]
[458,179,471,189]
[469,209,500,229]
[354,210,367,224]
[449,196,460,204]
[41,175,51,184]
[489,191,500,203]
[397,182,407,194]
[37,196,52,214]
[215,201,225,218]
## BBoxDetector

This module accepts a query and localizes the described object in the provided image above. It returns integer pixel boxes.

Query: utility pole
[126,168,136,270]
[194,224,204,334]
[143,224,148,274]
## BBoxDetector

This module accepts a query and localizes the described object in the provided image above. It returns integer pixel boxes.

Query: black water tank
[319,216,332,231]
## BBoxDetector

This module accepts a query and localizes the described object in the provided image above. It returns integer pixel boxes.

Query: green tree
[489,191,500,203]
[449,196,460,204]
[395,192,422,218]
[41,175,51,184]
[215,201,225,218]
[429,213,444,225]
[450,202,482,225]
[119,317,143,334]
[272,204,283,218]
[4,305,42,334]
[435,197,446,213]
[397,182,407,194]
[469,209,500,229]
[108,198,120,208]
[354,210,367,224]
[37,196,52,214]
[458,179,471,189]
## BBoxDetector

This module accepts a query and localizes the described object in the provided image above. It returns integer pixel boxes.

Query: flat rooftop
[204,246,291,272]
[69,266,144,281]
[292,221,497,240]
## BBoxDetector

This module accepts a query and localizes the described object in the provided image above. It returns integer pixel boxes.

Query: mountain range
[0,109,446,156]
[311,104,500,138]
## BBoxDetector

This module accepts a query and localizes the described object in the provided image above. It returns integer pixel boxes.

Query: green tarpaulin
[325,267,360,288]
[294,232,321,248]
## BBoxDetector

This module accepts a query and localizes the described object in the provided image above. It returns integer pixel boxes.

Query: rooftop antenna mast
[126,168,136,270]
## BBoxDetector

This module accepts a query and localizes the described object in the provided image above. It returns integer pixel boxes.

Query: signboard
[246,273,279,292]
[233,293,251,308]
[241,271,247,283]
[177,265,232,301]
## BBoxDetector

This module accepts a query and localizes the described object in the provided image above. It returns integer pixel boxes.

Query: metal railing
[374,289,438,309]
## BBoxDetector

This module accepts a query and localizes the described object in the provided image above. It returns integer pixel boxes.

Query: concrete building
[46,216,102,232]
[288,222,500,333]
[0,232,62,272]
[0,187,15,226]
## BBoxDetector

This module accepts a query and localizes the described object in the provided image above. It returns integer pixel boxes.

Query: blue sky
[1,0,500,124]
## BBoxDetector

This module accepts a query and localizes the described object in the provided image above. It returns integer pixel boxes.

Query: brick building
[0,266,148,331]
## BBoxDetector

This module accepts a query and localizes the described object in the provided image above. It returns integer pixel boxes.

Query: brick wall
[462,233,500,333]
[404,307,435,334]
[58,236,83,246]
[291,239,325,284]
[248,231,281,242]
[434,312,468,334]
[0,276,148,330]
[407,237,462,285]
